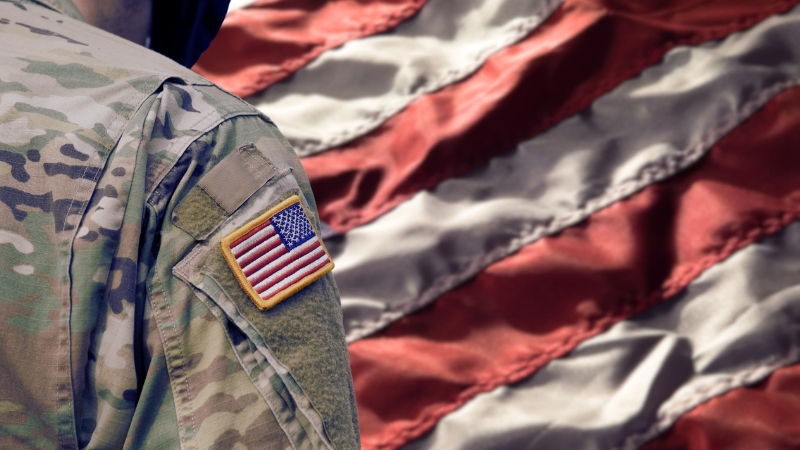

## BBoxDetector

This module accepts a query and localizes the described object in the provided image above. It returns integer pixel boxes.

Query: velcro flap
[173,142,279,240]
[198,143,278,214]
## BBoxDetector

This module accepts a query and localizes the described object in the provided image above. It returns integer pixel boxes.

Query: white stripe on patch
[246,238,318,284]
[240,241,285,276]
[332,6,800,342]
[260,253,331,298]
[232,225,277,255]
[253,244,325,293]
[403,220,800,450]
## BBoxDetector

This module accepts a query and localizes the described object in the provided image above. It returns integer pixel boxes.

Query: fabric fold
[246,0,564,155]
[332,6,800,342]
[349,84,800,449]
[404,221,800,450]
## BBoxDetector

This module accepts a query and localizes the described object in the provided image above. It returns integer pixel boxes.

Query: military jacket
[0,1,359,448]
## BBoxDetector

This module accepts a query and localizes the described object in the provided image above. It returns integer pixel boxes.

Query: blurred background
[192,1,800,449]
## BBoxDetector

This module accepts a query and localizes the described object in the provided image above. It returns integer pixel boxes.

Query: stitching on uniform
[242,145,276,180]
[152,268,199,449]
[148,269,186,445]
[249,147,275,174]
[345,78,800,345]
[237,145,264,178]
[106,82,147,142]
[172,244,208,281]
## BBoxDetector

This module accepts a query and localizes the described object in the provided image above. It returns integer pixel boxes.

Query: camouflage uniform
[0,0,359,448]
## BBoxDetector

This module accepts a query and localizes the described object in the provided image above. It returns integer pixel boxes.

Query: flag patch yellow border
[220,195,334,310]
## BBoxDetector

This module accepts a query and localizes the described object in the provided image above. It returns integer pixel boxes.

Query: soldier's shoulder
[0,1,211,101]
[0,0,265,183]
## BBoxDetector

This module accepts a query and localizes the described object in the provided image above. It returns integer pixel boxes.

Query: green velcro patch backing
[172,187,228,240]
[173,142,278,240]
[173,188,360,450]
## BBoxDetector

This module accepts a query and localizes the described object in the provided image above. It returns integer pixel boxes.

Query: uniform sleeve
[144,112,360,450]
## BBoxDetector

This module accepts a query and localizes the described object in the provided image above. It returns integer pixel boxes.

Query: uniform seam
[59,87,144,448]
[238,146,265,178]
[146,107,262,200]
[151,268,199,449]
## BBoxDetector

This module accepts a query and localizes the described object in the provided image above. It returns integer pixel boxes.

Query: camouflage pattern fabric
[0,0,359,448]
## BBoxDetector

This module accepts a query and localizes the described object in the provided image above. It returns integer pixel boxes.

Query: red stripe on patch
[249,241,322,289]
[240,238,283,276]
[259,252,331,299]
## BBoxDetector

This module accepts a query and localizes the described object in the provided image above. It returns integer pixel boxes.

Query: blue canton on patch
[270,202,315,251]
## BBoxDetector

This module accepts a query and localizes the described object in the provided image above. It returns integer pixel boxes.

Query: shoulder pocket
[172,179,359,450]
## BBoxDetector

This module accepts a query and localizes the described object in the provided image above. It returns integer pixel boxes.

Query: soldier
[0,0,360,448]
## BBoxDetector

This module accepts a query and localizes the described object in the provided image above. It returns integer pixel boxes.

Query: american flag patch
[220,195,334,310]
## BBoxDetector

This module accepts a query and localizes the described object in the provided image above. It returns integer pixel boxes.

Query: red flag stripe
[193,0,428,98]
[642,363,800,450]
[303,0,800,233]
[350,87,800,450]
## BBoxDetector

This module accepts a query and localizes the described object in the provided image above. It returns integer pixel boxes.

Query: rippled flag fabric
[196,1,800,448]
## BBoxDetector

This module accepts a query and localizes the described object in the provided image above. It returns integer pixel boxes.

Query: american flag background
[196,0,800,448]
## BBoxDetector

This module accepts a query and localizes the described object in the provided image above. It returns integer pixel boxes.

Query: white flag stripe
[329,7,800,342]
[246,237,318,284]
[252,243,324,292]
[247,0,564,156]
[260,253,331,299]
[403,221,800,450]
[239,239,285,276]
[232,225,277,256]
